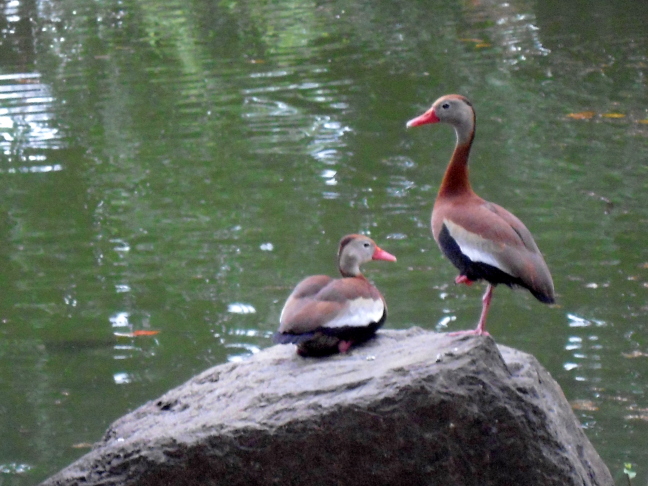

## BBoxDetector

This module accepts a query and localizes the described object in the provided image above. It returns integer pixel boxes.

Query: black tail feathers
[272,331,316,345]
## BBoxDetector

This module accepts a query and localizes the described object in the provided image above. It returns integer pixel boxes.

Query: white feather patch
[444,219,513,274]
[323,297,384,329]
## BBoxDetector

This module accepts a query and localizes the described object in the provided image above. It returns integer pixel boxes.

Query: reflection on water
[227,302,256,314]
[563,313,605,382]
[0,462,32,474]
[0,73,64,173]
[0,0,647,484]
[112,372,132,385]
[463,2,550,67]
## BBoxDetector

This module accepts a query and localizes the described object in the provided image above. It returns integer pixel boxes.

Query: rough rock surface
[41,328,613,486]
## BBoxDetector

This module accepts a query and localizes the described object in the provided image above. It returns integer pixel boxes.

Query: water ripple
[0,72,65,171]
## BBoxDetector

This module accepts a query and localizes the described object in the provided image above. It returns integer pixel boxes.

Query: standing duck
[406,94,554,336]
[275,234,396,356]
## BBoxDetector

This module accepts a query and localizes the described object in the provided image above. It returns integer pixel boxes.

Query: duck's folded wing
[279,278,384,334]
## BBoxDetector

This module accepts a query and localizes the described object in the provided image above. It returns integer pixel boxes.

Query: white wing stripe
[445,219,513,274]
[324,298,384,328]
[459,246,508,272]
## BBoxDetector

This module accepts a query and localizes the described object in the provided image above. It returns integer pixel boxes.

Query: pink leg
[474,284,493,335]
[338,340,353,353]
[448,284,493,337]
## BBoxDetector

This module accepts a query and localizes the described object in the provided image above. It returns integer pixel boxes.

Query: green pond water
[0,0,646,484]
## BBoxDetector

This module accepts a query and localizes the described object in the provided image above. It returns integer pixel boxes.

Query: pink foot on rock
[338,340,352,353]
[448,329,491,338]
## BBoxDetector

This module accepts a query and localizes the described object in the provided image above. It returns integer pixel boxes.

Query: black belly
[438,223,523,288]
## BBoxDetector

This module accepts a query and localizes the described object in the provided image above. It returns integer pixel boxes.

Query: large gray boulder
[41,328,613,486]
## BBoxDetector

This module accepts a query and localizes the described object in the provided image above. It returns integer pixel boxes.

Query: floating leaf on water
[475,43,492,48]
[566,111,596,120]
[570,399,599,411]
[601,113,625,118]
[114,330,160,337]
[132,330,160,336]
[624,463,637,479]
[638,119,648,124]
[72,442,94,449]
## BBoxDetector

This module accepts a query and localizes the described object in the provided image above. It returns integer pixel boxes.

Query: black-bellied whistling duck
[274,234,396,357]
[406,94,554,336]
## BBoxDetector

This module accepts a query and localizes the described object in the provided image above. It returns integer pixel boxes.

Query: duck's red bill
[406,108,440,128]
[373,247,397,262]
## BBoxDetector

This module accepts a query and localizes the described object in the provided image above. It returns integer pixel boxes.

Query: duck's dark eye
[363,242,370,248]
[442,103,450,109]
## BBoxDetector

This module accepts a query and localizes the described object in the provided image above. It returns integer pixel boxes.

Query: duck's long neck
[338,254,362,279]
[339,266,365,279]
[438,117,475,198]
